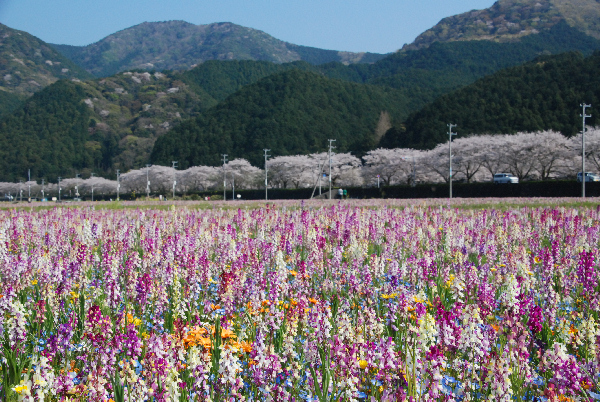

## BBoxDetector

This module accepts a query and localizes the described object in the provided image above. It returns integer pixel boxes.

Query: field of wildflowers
[1,200,600,401]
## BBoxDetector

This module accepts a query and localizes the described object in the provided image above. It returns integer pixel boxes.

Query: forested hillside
[0,81,94,182]
[380,52,600,149]
[0,70,219,181]
[0,23,92,98]
[151,70,407,168]
[403,0,600,51]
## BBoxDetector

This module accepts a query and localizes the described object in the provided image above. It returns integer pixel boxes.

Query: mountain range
[50,21,385,78]
[403,0,600,51]
[1,0,600,181]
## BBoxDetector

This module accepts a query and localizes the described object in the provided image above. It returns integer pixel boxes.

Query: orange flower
[183,327,210,349]
[491,324,500,332]
[308,297,318,304]
[289,270,297,277]
[220,328,237,340]
[239,341,252,353]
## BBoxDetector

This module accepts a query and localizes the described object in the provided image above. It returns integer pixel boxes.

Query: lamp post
[448,124,457,199]
[58,177,62,201]
[581,103,592,198]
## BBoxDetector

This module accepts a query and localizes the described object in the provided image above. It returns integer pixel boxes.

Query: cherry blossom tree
[309,152,362,187]
[362,148,421,186]
[223,159,263,190]
[121,165,176,194]
[177,166,220,193]
[267,155,314,189]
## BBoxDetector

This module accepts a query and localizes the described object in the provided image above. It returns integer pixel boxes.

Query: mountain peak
[51,21,385,77]
[402,0,600,51]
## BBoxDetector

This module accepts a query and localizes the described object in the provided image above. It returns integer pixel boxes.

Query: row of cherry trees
[1,129,599,198]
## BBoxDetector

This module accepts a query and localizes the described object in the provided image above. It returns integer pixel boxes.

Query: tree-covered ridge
[0,81,93,182]
[0,70,221,181]
[0,90,24,119]
[402,0,600,51]
[380,51,600,150]
[0,23,92,98]
[151,70,408,168]
[50,21,386,78]
[180,60,315,101]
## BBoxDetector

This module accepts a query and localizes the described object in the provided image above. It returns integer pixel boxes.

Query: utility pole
[90,173,95,201]
[116,170,120,201]
[264,149,270,201]
[448,124,457,199]
[19,180,22,202]
[172,161,178,200]
[146,164,151,199]
[41,179,45,201]
[75,173,81,200]
[222,154,228,201]
[58,177,62,201]
[581,103,592,198]
[232,174,235,200]
[328,139,336,200]
[28,169,31,200]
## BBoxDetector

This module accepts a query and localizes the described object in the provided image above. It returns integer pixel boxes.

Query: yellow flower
[133,318,142,326]
[359,360,368,370]
[14,384,28,394]
[534,256,541,264]
[31,280,38,285]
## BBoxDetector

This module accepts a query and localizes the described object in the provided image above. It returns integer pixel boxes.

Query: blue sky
[0,0,496,53]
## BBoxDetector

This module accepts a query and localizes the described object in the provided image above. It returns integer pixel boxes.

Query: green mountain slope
[151,70,408,168]
[0,23,92,98]
[403,0,600,51]
[0,81,93,182]
[178,22,600,114]
[0,91,24,119]
[51,21,385,78]
[380,51,600,149]
[0,70,218,181]
[180,60,315,101]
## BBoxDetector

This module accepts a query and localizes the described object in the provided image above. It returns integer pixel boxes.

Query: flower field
[1,201,600,401]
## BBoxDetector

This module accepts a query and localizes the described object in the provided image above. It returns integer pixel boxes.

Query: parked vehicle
[577,172,600,182]
[493,173,519,184]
